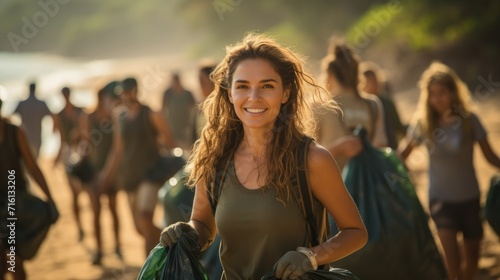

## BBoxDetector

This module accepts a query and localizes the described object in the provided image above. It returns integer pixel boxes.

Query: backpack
[206,137,330,267]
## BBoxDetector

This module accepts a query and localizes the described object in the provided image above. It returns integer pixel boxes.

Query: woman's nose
[248,87,261,100]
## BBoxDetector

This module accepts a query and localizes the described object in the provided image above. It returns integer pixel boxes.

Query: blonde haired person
[160,34,367,279]
[315,41,387,171]
[399,62,500,280]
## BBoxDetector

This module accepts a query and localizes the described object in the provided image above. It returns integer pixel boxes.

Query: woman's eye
[236,85,248,89]
[262,84,274,89]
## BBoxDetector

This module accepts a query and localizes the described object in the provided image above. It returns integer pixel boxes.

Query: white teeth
[245,108,266,113]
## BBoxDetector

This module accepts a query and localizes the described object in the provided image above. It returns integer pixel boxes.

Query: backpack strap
[296,137,320,246]
[207,159,231,216]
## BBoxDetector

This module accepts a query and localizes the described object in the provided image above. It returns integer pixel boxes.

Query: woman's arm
[78,113,91,156]
[478,137,500,169]
[398,137,416,161]
[17,126,54,201]
[307,142,368,265]
[189,183,217,251]
[325,136,363,159]
[52,113,64,166]
[370,97,388,148]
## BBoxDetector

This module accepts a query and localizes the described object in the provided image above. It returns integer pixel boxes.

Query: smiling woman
[229,59,290,133]
[159,33,368,280]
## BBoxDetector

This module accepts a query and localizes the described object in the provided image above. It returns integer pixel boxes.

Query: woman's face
[229,58,290,132]
[428,82,453,115]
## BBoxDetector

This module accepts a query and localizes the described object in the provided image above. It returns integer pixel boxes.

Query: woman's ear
[281,87,291,104]
[228,89,233,104]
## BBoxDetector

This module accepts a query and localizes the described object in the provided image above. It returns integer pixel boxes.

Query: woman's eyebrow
[233,78,278,84]
[260,79,278,83]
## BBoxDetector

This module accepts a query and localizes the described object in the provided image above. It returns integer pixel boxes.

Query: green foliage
[1,0,498,61]
[346,0,500,51]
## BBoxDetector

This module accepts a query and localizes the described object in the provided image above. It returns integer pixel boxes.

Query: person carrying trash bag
[1,91,59,280]
[158,33,367,279]
[399,62,500,280]
[329,126,447,280]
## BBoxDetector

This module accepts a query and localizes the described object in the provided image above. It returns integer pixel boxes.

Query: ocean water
[0,52,115,158]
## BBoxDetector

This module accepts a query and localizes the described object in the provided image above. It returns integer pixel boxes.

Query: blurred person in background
[1,90,56,280]
[99,77,177,256]
[161,72,196,150]
[361,62,406,150]
[315,41,387,170]
[13,81,53,159]
[79,82,122,265]
[399,62,500,280]
[52,86,85,242]
[192,60,217,141]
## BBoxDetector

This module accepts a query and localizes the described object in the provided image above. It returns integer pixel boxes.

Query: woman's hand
[274,249,315,280]
[160,222,199,248]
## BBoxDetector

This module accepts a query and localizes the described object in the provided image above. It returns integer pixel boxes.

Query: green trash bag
[261,268,359,280]
[158,166,223,280]
[137,244,168,280]
[137,234,209,280]
[159,167,194,226]
[485,174,500,237]
[329,128,447,280]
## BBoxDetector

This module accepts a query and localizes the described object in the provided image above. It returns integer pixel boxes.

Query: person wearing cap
[78,82,122,265]
[52,86,86,242]
[98,77,177,256]
[1,88,57,280]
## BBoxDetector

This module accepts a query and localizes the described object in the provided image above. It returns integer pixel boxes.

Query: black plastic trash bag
[485,174,500,237]
[0,191,59,260]
[329,128,447,280]
[138,234,209,280]
[261,268,359,280]
[158,166,223,280]
[161,234,209,280]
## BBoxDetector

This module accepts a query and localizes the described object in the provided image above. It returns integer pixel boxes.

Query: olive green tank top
[215,160,309,280]
[117,105,160,191]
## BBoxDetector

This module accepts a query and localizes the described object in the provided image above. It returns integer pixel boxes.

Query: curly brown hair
[186,33,336,203]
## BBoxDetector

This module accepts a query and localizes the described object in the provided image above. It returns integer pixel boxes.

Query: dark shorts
[429,198,483,239]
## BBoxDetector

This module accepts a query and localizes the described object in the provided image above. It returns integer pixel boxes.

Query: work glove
[159,222,199,249]
[274,250,315,279]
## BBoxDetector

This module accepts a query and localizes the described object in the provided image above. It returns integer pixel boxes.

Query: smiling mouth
[245,108,267,113]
